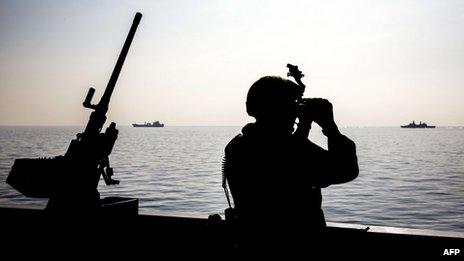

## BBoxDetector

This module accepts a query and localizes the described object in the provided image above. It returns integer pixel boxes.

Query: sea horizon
[1,125,463,128]
[1,126,463,232]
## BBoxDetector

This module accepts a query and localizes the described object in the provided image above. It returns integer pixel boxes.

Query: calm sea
[0,126,463,232]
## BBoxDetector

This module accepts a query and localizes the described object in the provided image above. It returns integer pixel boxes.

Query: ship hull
[401,126,436,128]
[132,124,164,127]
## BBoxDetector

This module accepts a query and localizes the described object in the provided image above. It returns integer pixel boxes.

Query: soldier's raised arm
[297,98,359,186]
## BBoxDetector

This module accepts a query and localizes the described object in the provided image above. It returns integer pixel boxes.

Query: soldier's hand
[303,98,336,131]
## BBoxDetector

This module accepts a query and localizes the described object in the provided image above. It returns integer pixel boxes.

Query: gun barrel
[99,12,142,111]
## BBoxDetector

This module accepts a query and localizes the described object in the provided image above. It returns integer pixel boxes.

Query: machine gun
[7,13,142,211]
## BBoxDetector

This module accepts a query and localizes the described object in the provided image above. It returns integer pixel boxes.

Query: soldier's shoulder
[225,123,256,153]
[225,133,245,152]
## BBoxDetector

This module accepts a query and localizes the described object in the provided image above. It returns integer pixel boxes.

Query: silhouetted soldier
[223,76,358,256]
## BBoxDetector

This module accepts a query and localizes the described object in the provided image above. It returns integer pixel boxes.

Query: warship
[401,121,436,128]
[0,12,462,259]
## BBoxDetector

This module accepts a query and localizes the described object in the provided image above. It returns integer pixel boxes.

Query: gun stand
[40,155,139,216]
[99,196,139,215]
[45,190,139,217]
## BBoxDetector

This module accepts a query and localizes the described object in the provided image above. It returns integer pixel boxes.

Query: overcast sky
[1,0,463,126]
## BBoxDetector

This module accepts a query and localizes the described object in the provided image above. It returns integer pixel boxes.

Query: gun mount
[6,13,142,212]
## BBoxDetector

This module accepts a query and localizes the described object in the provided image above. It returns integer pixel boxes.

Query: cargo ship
[132,121,164,127]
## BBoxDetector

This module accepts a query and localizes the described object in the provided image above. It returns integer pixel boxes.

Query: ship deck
[1,205,462,258]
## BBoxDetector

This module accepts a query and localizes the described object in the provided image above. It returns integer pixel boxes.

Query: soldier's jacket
[223,122,358,248]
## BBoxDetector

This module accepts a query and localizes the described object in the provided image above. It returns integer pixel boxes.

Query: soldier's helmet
[246,76,300,119]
